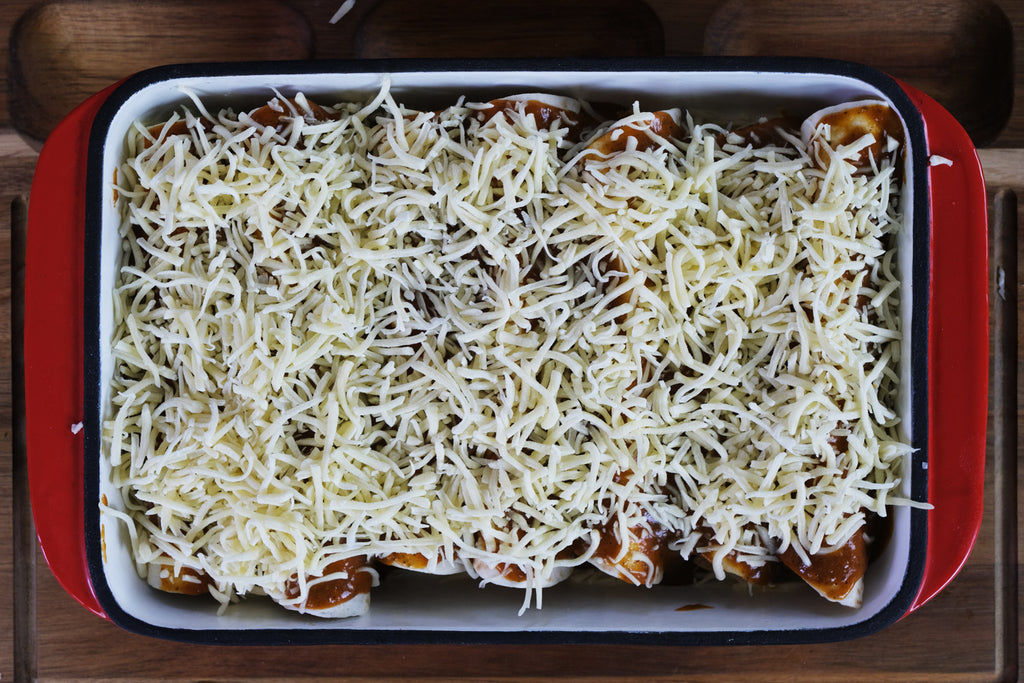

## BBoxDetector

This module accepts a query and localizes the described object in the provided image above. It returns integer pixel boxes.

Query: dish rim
[81,56,930,645]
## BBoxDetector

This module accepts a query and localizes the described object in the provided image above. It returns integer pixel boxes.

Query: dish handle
[898,81,989,613]
[24,85,119,619]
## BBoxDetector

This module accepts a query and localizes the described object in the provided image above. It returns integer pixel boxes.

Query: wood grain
[8,0,314,142]
[991,188,1018,681]
[2,1,1021,681]
[703,0,1014,147]
[5,0,1024,145]
[14,122,1021,683]
[1,134,34,683]
[11,194,33,683]
[0,228,13,680]
[24,563,1007,680]
[351,0,663,58]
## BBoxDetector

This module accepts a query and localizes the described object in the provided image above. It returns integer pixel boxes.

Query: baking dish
[24,58,988,645]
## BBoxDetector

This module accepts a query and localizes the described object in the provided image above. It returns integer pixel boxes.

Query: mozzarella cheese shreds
[104,81,916,616]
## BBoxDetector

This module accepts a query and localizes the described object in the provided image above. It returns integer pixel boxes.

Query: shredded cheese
[104,81,914,615]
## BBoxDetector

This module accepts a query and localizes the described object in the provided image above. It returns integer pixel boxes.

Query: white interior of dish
[94,68,918,636]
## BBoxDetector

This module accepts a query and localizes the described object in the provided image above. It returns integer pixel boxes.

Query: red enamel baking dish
[24,58,988,644]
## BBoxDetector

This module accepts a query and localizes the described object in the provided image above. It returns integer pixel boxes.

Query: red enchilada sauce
[476,519,578,584]
[585,469,673,586]
[778,529,867,602]
[285,556,374,610]
[476,97,581,134]
[380,551,432,571]
[585,110,680,159]
[248,98,337,128]
[156,565,214,596]
[811,102,904,172]
[697,526,776,586]
[590,517,669,586]
[490,561,530,584]
[144,97,336,147]
[719,116,800,148]
[145,118,192,142]
[816,103,902,154]
[484,547,577,585]
[676,603,713,612]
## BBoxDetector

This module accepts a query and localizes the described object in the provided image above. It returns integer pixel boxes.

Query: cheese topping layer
[105,82,914,615]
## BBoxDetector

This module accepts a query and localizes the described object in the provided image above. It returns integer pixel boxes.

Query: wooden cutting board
[1,1,1021,680]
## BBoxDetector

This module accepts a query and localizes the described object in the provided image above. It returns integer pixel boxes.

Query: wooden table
[2,1,1021,680]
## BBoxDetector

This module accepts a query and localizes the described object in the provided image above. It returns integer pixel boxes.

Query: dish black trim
[83,56,929,646]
